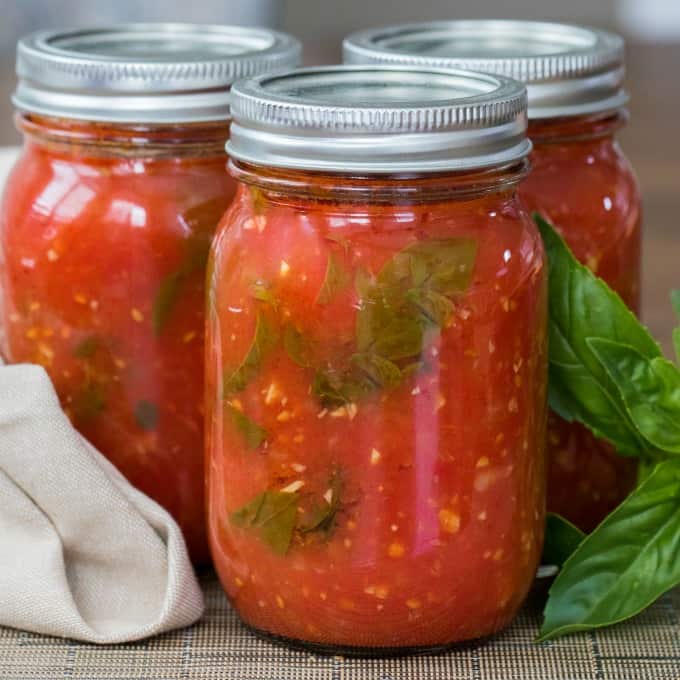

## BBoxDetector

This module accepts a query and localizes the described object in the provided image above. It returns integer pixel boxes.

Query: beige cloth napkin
[0,362,205,643]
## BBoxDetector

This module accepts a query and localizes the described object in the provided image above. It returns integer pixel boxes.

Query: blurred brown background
[0,0,678,351]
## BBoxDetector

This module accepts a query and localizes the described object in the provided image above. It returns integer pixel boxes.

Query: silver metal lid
[13,24,302,124]
[226,65,530,174]
[344,21,628,119]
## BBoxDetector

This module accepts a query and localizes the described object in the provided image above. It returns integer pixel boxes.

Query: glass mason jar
[344,20,641,532]
[0,25,300,563]
[207,66,548,652]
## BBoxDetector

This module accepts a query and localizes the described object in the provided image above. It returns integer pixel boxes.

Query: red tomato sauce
[521,114,641,532]
[0,115,235,563]
[206,165,548,650]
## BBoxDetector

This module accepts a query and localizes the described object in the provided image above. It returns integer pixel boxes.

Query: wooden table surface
[0,43,678,354]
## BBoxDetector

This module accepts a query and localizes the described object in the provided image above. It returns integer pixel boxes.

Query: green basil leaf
[356,238,476,363]
[283,324,314,368]
[152,271,184,337]
[406,288,455,327]
[300,469,343,536]
[73,382,106,423]
[354,268,375,298]
[228,404,267,449]
[231,489,300,555]
[317,252,350,305]
[311,369,362,409]
[134,400,159,431]
[542,513,586,568]
[587,338,680,454]
[250,279,277,307]
[231,492,266,528]
[671,290,680,320]
[259,494,299,555]
[536,215,661,457]
[73,335,99,359]
[223,312,279,395]
[397,239,477,295]
[538,458,680,641]
[367,315,424,361]
[152,200,221,336]
[672,291,680,364]
[350,352,402,389]
[152,239,210,336]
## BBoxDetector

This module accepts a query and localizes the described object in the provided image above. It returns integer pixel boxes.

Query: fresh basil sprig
[537,216,680,641]
[536,215,662,457]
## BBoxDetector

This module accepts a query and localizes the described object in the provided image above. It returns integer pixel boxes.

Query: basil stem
[134,400,159,431]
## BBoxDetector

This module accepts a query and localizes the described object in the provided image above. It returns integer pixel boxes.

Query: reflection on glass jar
[206,65,548,652]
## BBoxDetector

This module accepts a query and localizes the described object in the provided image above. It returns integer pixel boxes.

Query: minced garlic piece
[438,508,461,534]
[370,448,382,465]
[388,542,405,558]
[364,585,389,599]
[279,260,290,276]
[281,480,304,494]
[474,470,496,492]
[264,382,282,405]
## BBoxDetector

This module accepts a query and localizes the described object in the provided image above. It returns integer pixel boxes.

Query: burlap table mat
[1,576,678,680]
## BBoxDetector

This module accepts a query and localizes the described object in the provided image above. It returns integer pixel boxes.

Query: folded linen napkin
[0,362,205,643]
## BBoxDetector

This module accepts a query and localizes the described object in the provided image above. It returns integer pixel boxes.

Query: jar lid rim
[13,23,302,124]
[344,20,627,119]
[227,65,531,174]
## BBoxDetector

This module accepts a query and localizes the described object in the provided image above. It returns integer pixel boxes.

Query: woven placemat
[1,577,678,680]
